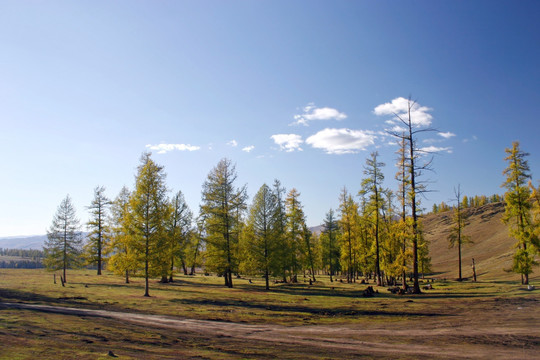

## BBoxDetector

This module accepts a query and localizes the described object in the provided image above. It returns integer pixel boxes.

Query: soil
[2,296,539,359]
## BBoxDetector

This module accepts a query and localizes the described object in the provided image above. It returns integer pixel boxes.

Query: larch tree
[200,158,247,288]
[187,216,206,275]
[357,191,373,281]
[447,185,472,281]
[380,190,402,286]
[321,208,340,282]
[462,195,469,208]
[243,183,280,290]
[85,185,111,275]
[377,96,437,294]
[285,188,306,283]
[302,223,317,282]
[130,153,169,296]
[166,190,193,281]
[108,186,137,283]
[502,141,537,284]
[361,151,386,286]
[417,221,432,279]
[272,179,289,282]
[529,181,540,251]
[339,187,360,283]
[44,195,83,284]
[395,135,411,290]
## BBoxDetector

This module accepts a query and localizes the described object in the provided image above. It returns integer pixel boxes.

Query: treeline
[0,259,44,269]
[0,248,44,258]
[432,194,503,214]
[0,248,44,269]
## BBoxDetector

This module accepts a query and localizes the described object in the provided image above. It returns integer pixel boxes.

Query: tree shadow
[0,288,90,306]
[168,297,446,318]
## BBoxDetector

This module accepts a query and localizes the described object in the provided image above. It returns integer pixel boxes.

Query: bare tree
[384,97,437,294]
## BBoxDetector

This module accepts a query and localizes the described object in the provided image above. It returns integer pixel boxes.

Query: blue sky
[1,1,539,237]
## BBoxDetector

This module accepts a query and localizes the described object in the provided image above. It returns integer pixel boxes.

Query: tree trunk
[181,258,188,275]
[458,240,462,281]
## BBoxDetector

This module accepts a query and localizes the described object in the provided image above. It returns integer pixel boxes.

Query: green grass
[1,269,538,359]
[1,269,537,326]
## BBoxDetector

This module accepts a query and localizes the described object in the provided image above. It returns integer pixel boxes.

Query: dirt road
[3,301,538,359]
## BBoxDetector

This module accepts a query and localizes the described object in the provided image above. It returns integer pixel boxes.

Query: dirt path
[3,302,538,359]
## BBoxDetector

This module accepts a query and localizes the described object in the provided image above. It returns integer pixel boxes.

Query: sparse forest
[37,140,538,294]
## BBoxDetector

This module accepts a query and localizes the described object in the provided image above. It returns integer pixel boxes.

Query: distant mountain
[309,225,324,235]
[0,235,48,250]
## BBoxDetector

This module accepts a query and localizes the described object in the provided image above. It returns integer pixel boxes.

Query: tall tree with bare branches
[377,96,437,294]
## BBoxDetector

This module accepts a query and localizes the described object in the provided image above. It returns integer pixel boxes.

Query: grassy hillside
[424,201,538,281]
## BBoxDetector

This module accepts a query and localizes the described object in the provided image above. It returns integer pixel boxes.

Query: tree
[44,195,83,283]
[321,209,340,282]
[85,186,111,275]
[383,97,436,294]
[130,153,169,296]
[395,135,411,290]
[200,158,247,288]
[417,221,432,279]
[462,195,469,208]
[187,216,206,275]
[272,179,289,282]
[529,181,540,252]
[447,185,472,281]
[302,223,317,282]
[339,188,360,283]
[362,151,386,286]
[285,188,306,282]
[242,183,280,290]
[107,186,137,283]
[166,190,193,281]
[502,141,537,284]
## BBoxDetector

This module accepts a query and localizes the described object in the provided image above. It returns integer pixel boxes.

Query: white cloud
[271,134,303,152]
[438,131,456,139]
[292,103,347,126]
[146,143,200,154]
[227,140,238,147]
[420,145,452,154]
[374,97,433,127]
[391,125,407,133]
[242,145,255,153]
[306,128,376,155]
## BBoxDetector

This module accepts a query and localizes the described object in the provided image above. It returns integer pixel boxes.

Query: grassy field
[1,269,539,359]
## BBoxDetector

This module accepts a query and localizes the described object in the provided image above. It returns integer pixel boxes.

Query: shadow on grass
[0,288,96,307]
[168,297,445,318]
[0,288,60,304]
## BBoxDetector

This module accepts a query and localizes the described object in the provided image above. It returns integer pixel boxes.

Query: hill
[0,235,47,250]
[423,201,538,281]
